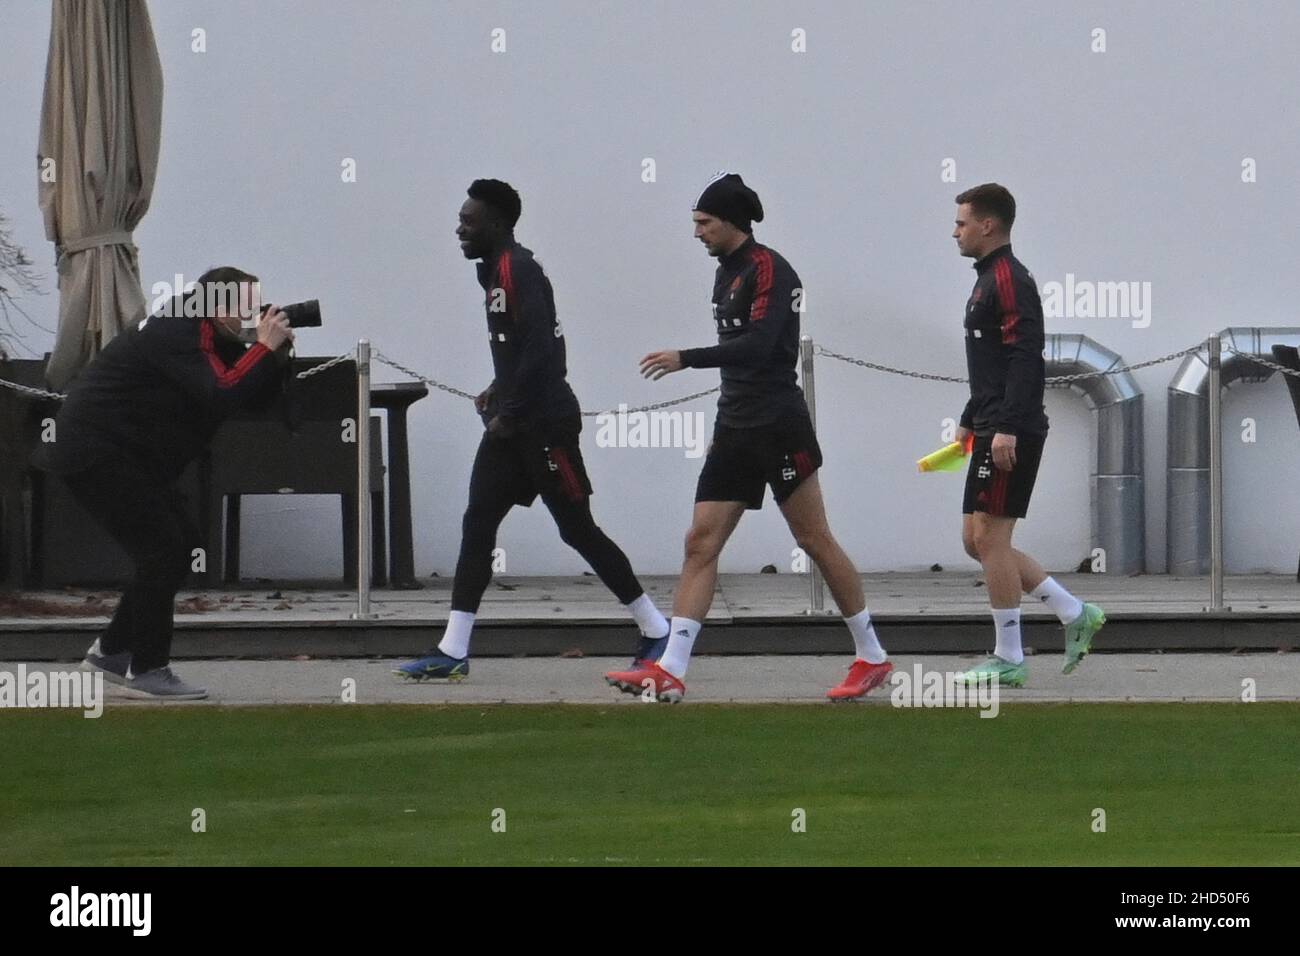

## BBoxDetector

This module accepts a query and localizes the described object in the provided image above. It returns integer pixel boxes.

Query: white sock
[844,608,887,664]
[626,593,670,639]
[992,608,1024,664]
[1030,577,1083,625]
[437,610,475,659]
[658,617,701,679]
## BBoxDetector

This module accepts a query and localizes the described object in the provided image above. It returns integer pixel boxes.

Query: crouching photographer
[37,266,295,700]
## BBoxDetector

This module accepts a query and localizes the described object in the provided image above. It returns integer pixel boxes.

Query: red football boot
[826,659,893,701]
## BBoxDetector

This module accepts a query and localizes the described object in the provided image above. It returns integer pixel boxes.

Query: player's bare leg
[961,514,1047,594]
[778,474,864,615]
[960,513,1104,685]
[779,474,892,700]
[604,501,744,701]
[672,500,747,622]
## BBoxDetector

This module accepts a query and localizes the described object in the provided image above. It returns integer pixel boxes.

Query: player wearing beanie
[604,172,892,703]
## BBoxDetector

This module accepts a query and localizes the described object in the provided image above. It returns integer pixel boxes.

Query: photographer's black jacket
[40,314,283,482]
[960,244,1049,438]
[477,242,580,425]
[680,236,807,428]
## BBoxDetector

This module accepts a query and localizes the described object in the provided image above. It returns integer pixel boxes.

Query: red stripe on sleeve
[201,321,223,374]
[995,259,1020,345]
[498,251,515,320]
[201,321,270,388]
[749,248,773,322]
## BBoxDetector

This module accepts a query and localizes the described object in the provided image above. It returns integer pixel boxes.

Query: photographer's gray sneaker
[125,666,208,701]
[81,638,130,686]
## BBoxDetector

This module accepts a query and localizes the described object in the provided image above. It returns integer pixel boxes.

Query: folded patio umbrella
[37,0,162,389]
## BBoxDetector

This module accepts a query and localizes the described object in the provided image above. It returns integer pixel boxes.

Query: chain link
[812,346,968,383]
[3,340,1293,408]
[0,350,357,400]
[814,343,1202,385]
[371,349,478,401]
[1046,345,1203,384]
[0,378,65,400]
[1224,348,1300,380]
[372,349,719,416]
[578,386,721,418]
[295,352,354,379]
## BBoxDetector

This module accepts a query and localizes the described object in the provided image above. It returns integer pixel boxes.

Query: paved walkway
[5,573,1300,629]
[3,653,1295,707]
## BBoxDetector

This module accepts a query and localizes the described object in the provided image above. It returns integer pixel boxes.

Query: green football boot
[1062,603,1106,675]
[955,655,1027,689]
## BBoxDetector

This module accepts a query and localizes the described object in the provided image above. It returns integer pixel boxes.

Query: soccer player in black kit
[396,180,669,681]
[605,172,893,703]
[950,183,1105,687]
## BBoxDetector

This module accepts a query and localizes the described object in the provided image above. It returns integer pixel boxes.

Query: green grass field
[3,703,1297,866]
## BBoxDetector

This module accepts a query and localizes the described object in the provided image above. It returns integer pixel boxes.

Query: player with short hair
[41,267,292,699]
[604,172,892,703]
[950,183,1105,686]
[395,179,669,680]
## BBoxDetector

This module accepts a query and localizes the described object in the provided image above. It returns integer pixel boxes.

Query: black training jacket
[960,244,1049,437]
[476,242,580,425]
[40,313,284,482]
[680,236,807,428]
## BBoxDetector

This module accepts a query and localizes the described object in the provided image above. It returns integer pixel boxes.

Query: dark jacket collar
[475,239,520,288]
[719,235,757,271]
[973,243,1013,275]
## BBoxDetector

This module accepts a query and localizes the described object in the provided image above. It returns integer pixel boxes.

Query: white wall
[2,0,1297,578]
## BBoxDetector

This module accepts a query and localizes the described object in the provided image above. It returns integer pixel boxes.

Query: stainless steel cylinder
[354,340,374,620]
[1044,333,1145,574]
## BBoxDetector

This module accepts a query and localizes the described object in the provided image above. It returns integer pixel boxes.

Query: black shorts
[469,419,593,508]
[695,411,823,510]
[962,432,1046,519]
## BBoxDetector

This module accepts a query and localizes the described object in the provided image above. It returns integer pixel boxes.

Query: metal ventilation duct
[1166,328,1300,574]
[1045,334,1145,574]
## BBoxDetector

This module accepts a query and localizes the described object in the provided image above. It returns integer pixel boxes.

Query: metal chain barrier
[1047,345,1204,383]
[814,343,1203,385]
[1224,348,1300,380]
[812,345,968,383]
[294,352,354,379]
[0,340,1290,405]
[372,348,719,417]
[0,349,356,401]
[0,378,65,400]
[370,349,478,402]
[578,386,721,418]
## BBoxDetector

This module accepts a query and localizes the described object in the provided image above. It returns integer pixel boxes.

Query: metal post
[800,335,826,614]
[353,340,376,620]
[1206,334,1228,611]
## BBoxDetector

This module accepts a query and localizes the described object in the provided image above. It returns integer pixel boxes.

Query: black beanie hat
[693,171,764,233]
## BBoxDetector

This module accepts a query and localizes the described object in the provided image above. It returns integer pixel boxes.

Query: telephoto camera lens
[259,300,322,328]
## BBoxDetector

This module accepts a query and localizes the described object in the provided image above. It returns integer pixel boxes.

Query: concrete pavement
[2,652,1294,708]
